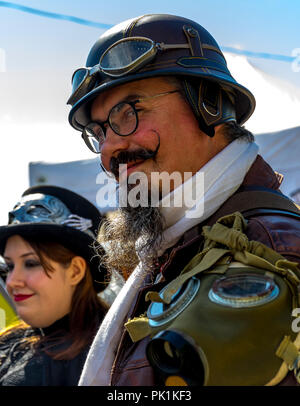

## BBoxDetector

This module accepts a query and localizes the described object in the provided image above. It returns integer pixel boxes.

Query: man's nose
[100,127,131,171]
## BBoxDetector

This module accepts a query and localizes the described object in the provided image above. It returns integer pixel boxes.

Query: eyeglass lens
[84,125,103,153]
[109,102,137,135]
[84,102,138,153]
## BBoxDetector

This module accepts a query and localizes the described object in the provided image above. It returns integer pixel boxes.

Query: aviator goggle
[67,36,190,106]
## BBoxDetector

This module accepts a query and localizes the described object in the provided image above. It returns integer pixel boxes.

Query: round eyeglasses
[82,90,179,154]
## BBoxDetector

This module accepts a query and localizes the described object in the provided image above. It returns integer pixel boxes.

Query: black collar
[40,314,70,337]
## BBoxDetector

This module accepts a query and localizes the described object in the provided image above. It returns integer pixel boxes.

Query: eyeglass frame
[82,89,180,154]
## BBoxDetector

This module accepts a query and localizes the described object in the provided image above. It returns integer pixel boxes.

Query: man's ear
[67,256,86,286]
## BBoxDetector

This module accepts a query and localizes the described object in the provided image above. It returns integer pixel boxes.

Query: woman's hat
[0,185,108,292]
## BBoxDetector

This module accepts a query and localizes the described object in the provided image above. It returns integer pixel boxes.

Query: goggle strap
[183,25,204,57]
[157,43,190,51]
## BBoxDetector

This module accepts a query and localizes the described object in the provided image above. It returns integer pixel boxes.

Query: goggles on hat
[9,193,94,237]
[67,36,190,106]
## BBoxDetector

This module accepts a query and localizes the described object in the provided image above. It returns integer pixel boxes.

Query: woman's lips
[13,294,34,302]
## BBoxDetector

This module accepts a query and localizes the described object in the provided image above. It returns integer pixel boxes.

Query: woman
[0,262,17,330]
[0,185,108,386]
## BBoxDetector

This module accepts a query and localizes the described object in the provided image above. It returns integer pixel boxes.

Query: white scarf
[78,139,259,386]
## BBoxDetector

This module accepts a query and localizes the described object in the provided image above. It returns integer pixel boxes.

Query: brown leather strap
[181,190,300,245]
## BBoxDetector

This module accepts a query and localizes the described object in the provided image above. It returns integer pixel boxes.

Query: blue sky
[0,0,299,124]
[1,0,300,76]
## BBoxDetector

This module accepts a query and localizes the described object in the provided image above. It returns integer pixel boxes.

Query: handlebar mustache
[109,134,160,178]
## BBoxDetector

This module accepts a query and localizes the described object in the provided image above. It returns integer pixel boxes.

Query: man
[67,14,300,385]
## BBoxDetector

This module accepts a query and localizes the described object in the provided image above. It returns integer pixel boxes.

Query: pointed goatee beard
[96,205,165,278]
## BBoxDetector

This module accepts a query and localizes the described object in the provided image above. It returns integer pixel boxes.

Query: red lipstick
[14,294,34,302]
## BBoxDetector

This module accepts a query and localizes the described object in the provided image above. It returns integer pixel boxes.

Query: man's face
[90,77,211,192]
[91,77,228,273]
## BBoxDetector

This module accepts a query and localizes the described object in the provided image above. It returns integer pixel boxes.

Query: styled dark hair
[0,238,107,360]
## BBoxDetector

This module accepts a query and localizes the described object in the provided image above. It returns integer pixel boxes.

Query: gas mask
[125,212,300,386]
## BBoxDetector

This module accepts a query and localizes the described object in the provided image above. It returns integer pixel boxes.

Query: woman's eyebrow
[3,252,36,260]
[21,253,37,258]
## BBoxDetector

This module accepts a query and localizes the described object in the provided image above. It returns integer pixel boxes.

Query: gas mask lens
[147,277,201,328]
[208,273,279,308]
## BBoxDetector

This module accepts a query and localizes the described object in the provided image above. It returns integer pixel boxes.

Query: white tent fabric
[253,126,300,201]
[29,125,300,208]
[224,53,300,134]
[29,158,118,214]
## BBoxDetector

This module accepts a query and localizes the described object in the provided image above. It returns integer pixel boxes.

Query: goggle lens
[99,38,156,76]
[68,67,99,105]
[71,68,88,93]
[68,37,189,105]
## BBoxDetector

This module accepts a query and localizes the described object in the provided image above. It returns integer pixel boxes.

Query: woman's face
[4,235,76,328]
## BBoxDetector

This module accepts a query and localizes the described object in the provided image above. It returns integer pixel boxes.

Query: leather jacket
[110,155,300,386]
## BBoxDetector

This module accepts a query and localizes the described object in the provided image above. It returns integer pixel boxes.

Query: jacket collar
[242,154,283,190]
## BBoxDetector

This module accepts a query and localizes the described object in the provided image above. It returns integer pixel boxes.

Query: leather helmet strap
[182,78,236,137]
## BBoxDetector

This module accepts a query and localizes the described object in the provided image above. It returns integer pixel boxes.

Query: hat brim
[0,222,107,293]
[69,67,256,132]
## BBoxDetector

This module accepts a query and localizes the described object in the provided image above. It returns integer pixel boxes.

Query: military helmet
[68,14,256,137]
